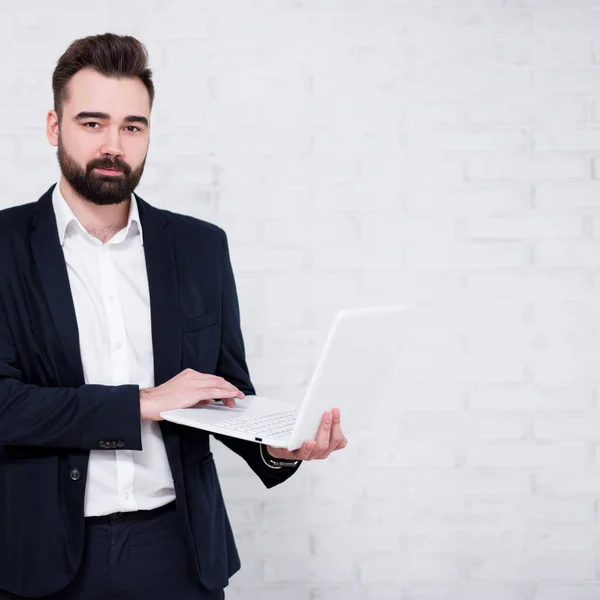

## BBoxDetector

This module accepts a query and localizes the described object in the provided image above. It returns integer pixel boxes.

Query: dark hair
[52,33,155,120]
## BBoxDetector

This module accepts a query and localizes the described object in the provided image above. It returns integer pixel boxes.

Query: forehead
[63,68,150,119]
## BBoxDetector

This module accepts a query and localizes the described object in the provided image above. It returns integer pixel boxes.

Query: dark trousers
[1,502,225,600]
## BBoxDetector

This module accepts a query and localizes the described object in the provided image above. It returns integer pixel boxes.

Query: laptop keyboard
[215,409,299,438]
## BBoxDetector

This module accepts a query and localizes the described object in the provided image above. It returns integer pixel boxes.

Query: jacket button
[69,468,81,481]
[98,441,106,449]
[117,441,125,449]
[110,441,117,449]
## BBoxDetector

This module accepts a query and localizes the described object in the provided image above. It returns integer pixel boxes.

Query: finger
[295,440,316,461]
[336,435,348,450]
[195,374,245,398]
[191,399,216,407]
[313,412,333,458]
[272,441,315,461]
[192,373,238,389]
[329,408,344,449]
[222,397,237,408]
[195,387,241,401]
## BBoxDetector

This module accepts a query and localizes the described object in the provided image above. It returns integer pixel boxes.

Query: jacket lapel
[135,195,182,387]
[135,195,184,477]
[30,185,85,387]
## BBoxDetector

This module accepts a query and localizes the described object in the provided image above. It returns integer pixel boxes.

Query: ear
[46,110,59,147]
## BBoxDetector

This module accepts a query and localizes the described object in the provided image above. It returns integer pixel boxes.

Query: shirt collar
[52,182,144,246]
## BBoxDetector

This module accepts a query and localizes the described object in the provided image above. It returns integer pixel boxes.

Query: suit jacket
[0,184,298,598]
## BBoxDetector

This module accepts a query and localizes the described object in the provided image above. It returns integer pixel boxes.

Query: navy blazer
[0,184,297,598]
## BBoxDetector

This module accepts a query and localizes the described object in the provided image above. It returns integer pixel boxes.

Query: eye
[83,122,100,129]
[125,125,141,133]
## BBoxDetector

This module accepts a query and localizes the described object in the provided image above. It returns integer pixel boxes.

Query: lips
[95,167,123,175]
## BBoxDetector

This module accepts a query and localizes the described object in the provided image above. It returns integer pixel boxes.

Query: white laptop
[160,305,416,451]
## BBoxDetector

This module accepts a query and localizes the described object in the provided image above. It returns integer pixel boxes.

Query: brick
[357,269,463,305]
[310,467,409,503]
[533,9,600,38]
[534,67,600,95]
[264,554,356,584]
[234,526,310,554]
[467,325,535,357]
[311,588,364,600]
[530,39,592,67]
[406,242,526,269]
[402,413,526,441]
[260,499,354,525]
[409,526,523,554]
[406,66,532,101]
[362,439,458,467]
[468,554,595,581]
[360,215,455,240]
[407,130,526,154]
[311,526,403,554]
[466,98,585,124]
[468,385,594,411]
[534,182,600,210]
[532,351,597,385]
[465,216,583,239]
[405,10,532,43]
[388,385,464,411]
[311,239,403,269]
[359,554,461,583]
[409,470,532,496]
[466,271,591,300]
[535,415,600,441]
[361,156,465,187]
[534,240,600,267]
[407,184,530,217]
[535,469,600,494]
[468,155,588,180]
[399,584,529,600]
[535,586,600,600]
[227,588,309,600]
[525,524,596,554]
[527,498,594,525]
[229,244,306,272]
[404,103,460,124]
[465,442,587,467]
[535,128,600,152]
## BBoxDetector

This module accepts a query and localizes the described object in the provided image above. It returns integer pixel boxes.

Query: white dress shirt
[52,182,176,517]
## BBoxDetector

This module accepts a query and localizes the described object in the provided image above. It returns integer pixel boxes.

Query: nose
[99,127,124,158]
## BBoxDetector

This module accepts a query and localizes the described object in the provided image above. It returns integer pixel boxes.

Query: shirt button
[116,342,122,350]
[124,493,130,500]
[108,295,114,303]
[69,469,81,481]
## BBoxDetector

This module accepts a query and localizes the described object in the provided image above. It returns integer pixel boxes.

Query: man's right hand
[139,369,245,421]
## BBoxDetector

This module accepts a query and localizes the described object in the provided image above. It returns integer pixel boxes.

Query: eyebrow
[74,111,149,127]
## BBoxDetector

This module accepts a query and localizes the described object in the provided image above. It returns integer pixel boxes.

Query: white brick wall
[2,0,600,598]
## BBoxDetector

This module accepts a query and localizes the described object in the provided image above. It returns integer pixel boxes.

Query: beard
[57,138,146,206]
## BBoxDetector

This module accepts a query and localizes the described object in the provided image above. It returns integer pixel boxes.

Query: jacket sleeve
[211,230,300,488]
[0,302,142,451]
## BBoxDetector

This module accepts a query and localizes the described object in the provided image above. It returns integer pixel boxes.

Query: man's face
[49,68,151,206]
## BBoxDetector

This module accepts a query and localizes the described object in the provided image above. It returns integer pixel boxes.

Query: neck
[58,176,131,244]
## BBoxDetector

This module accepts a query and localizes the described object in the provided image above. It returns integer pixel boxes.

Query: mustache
[87,158,131,175]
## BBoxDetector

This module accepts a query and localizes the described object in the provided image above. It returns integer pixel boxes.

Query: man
[0,33,347,600]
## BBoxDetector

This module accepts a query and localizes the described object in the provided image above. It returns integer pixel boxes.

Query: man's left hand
[266,408,348,461]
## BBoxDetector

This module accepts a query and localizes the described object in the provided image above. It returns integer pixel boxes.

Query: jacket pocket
[181,312,217,333]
